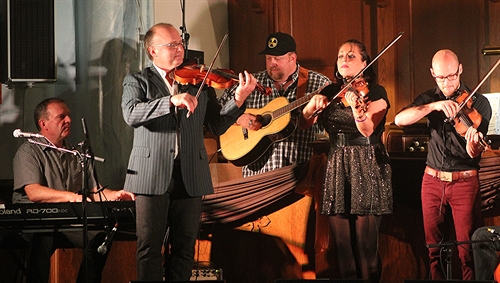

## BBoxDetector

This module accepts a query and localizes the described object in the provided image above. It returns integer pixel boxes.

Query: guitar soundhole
[259,114,272,127]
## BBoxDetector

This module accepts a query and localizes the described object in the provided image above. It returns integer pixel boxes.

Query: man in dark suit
[121,23,255,281]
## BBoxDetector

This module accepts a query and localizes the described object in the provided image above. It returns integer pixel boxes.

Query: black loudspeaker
[275,280,366,283]
[0,0,56,84]
[404,280,494,283]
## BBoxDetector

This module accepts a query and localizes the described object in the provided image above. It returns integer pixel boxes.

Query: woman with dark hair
[300,39,392,283]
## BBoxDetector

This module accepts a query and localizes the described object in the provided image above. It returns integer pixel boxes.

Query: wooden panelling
[410,1,484,94]
[229,0,375,79]
[488,1,500,92]
[391,0,494,121]
[376,0,399,121]
[393,0,413,117]
[288,0,373,79]
[228,0,271,74]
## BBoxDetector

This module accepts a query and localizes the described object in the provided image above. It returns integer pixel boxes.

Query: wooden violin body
[449,90,491,150]
[174,65,236,89]
[336,77,369,110]
[174,64,271,95]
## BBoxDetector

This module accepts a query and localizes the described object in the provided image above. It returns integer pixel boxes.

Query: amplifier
[190,268,223,281]
[402,135,429,153]
[384,122,429,159]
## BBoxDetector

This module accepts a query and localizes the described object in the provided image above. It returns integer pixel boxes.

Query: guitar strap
[297,66,309,99]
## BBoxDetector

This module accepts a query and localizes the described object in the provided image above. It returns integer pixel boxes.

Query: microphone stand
[79,118,110,281]
[78,118,92,283]
[78,134,90,283]
[180,0,190,60]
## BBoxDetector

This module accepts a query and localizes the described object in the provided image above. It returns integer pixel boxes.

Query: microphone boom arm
[26,139,105,163]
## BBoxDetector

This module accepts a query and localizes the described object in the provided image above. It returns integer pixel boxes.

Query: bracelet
[355,114,367,122]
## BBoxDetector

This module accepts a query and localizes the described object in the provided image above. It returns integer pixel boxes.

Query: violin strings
[457,112,489,149]
[458,112,473,128]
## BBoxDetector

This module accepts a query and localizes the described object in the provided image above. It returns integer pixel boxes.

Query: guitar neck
[272,89,322,119]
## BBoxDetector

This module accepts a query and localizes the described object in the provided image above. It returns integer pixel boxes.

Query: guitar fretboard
[272,84,328,119]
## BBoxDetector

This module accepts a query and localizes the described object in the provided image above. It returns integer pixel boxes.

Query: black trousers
[135,161,203,281]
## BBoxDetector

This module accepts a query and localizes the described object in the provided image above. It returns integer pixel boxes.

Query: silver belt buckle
[438,171,453,182]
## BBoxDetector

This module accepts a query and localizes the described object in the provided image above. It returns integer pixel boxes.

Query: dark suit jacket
[121,65,244,196]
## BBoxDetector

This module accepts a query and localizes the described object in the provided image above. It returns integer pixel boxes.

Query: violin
[335,77,370,111]
[446,56,500,150]
[174,64,271,96]
[447,89,491,150]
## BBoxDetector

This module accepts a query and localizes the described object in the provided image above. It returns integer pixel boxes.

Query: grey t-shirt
[13,138,96,203]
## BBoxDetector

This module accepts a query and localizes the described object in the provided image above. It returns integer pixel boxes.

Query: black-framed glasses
[433,67,460,82]
[153,41,184,50]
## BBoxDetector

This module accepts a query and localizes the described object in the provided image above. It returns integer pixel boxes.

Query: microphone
[97,224,118,255]
[13,129,44,138]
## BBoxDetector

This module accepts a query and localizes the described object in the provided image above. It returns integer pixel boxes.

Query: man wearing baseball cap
[219,32,331,177]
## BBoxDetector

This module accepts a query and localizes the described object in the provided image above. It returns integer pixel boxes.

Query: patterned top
[219,64,331,177]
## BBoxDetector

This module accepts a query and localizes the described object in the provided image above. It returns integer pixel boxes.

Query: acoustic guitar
[219,84,328,166]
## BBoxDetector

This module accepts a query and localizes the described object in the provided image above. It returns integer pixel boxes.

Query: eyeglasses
[153,41,184,50]
[433,67,460,82]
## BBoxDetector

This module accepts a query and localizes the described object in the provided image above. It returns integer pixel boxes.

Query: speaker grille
[1,0,56,83]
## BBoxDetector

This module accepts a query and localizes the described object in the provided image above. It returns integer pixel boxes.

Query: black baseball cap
[258,32,296,56]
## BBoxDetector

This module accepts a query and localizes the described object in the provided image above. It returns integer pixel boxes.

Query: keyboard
[0,201,135,233]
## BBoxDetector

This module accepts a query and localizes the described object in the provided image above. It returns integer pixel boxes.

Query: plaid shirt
[219,64,331,177]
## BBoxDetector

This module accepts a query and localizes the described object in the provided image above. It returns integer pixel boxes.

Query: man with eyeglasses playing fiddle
[121,23,254,281]
[394,49,491,280]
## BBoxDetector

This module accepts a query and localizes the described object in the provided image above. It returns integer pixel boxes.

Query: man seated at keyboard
[12,97,135,283]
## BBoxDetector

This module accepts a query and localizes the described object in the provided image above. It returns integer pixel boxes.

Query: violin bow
[309,31,404,118]
[186,32,229,118]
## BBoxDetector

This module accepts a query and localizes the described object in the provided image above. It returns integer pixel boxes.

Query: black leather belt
[330,133,381,147]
